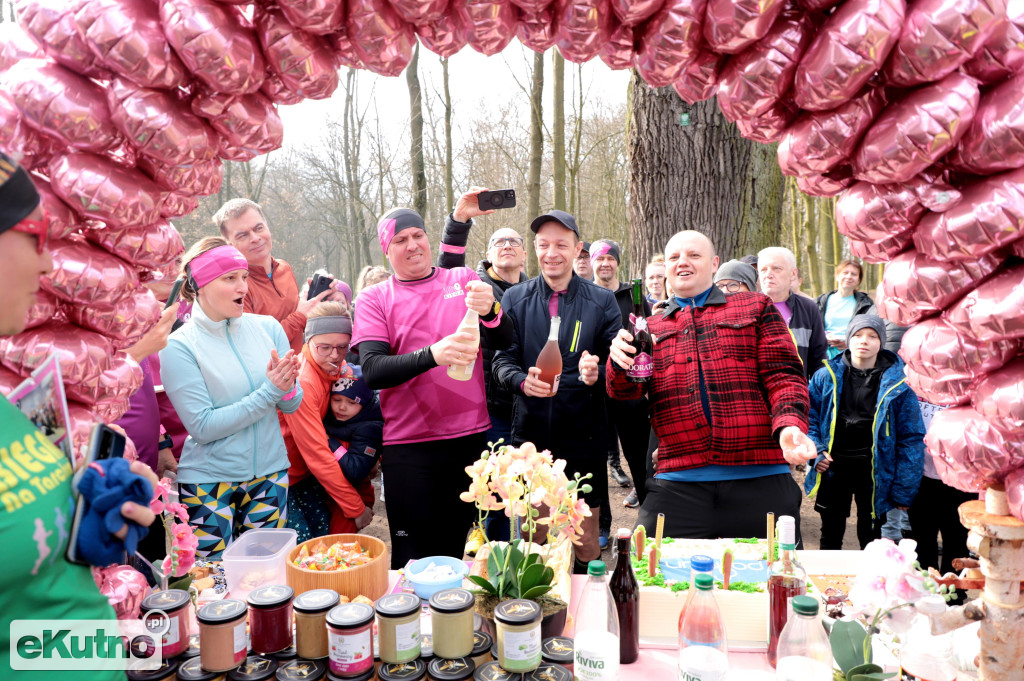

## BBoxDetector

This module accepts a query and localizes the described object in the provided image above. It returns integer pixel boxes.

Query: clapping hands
[266,349,301,392]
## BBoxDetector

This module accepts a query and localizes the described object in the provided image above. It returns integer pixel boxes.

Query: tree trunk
[526,51,545,277]
[407,43,427,217]
[442,57,455,215]
[552,51,566,212]
[627,72,785,268]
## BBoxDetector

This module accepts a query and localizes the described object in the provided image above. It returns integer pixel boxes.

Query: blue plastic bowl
[405,556,469,600]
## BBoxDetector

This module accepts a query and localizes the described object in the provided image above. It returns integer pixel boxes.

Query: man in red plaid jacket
[607,231,818,540]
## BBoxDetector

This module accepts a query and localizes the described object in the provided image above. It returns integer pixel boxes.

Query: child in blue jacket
[804,315,925,549]
[323,365,383,505]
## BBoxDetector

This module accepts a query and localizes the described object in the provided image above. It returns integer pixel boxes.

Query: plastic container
[406,556,468,600]
[197,599,249,672]
[776,595,832,680]
[223,528,297,599]
[573,561,620,681]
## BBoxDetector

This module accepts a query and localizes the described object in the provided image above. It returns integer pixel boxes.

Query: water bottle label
[574,632,619,681]
[678,645,727,681]
[628,352,653,378]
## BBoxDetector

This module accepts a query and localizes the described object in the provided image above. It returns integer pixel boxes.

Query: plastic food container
[405,556,468,600]
[223,528,297,599]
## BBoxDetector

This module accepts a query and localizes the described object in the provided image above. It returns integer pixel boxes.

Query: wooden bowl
[285,534,389,600]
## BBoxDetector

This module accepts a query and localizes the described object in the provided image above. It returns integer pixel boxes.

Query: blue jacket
[160,302,303,485]
[804,350,925,518]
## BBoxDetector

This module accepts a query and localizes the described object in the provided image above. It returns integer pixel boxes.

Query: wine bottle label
[551,374,560,395]
[628,352,653,378]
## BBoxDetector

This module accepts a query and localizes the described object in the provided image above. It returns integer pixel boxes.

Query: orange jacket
[282,347,365,519]
[243,258,306,353]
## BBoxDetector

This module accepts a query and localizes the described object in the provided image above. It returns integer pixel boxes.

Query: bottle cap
[587,560,606,576]
[694,574,714,590]
[777,516,796,548]
[616,528,632,539]
[690,555,713,573]
[791,595,818,616]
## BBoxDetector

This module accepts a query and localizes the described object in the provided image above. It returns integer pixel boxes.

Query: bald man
[607,231,817,541]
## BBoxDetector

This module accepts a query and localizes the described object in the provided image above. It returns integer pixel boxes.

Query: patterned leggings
[179,470,289,560]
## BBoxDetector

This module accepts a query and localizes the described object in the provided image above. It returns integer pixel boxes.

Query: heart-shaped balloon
[66,285,164,348]
[925,405,1024,486]
[948,70,1024,175]
[417,4,468,58]
[347,0,416,75]
[703,0,787,54]
[41,239,141,308]
[49,153,166,228]
[190,90,284,163]
[945,263,1024,343]
[0,321,112,393]
[926,407,1007,492]
[974,357,1024,436]
[32,173,88,241]
[671,49,725,104]
[599,24,636,70]
[24,291,60,331]
[634,0,706,87]
[899,317,1019,393]
[255,8,340,101]
[0,98,63,172]
[137,157,224,197]
[735,99,798,144]
[963,2,1024,84]
[388,0,448,24]
[795,168,855,198]
[277,0,346,35]
[160,192,200,219]
[0,22,44,71]
[86,221,185,272]
[93,564,150,620]
[15,0,111,79]
[611,0,666,26]
[900,170,962,212]
[836,180,925,243]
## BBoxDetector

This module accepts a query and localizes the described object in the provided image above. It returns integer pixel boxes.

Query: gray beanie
[714,259,758,293]
[846,314,887,347]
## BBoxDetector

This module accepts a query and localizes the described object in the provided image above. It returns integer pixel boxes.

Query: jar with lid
[197,599,249,672]
[228,655,280,681]
[375,593,422,664]
[326,602,375,678]
[177,656,228,681]
[127,658,179,681]
[420,634,434,662]
[327,668,375,681]
[427,656,476,681]
[541,637,573,674]
[294,589,341,659]
[276,659,328,681]
[524,663,572,681]
[494,599,542,673]
[181,632,201,659]
[472,661,520,681]
[140,588,191,658]
[470,631,492,668]
[377,658,428,681]
[428,589,475,659]
[248,585,295,654]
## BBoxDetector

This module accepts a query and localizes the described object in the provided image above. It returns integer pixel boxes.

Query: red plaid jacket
[607,287,809,472]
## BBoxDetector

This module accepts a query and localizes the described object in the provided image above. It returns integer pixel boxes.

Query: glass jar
[377,658,428,681]
[140,588,191,658]
[294,589,341,660]
[248,585,295,654]
[197,599,249,672]
[326,602,375,678]
[181,633,201,660]
[470,631,492,668]
[427,656,476,681]
[375,593,422,664]
[227,655,280,681]
[274,645,298,662]
[127,658,179,681]
[428,589,475,659]
[177,656,228,681]
[472,661,521,681]
[541,637,573,674]
[524,663,571,681]
[494,599,542,673]
[327,668,375,681]
[276,659,328,681]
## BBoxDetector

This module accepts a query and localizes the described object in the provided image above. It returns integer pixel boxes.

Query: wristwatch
[157,436,174,451]
[482,300,501,322]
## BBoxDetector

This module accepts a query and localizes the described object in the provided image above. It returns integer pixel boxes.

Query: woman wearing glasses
[713,259,759,295]
[282,302,374,541]
[160,237,303,559]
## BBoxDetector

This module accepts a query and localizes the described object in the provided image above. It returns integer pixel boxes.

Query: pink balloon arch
[1,0,1023,516]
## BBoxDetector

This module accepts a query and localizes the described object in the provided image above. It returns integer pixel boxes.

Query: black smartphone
[164,278,185,310]
[477,189,517,211]
[65,424,127,565]
[307,272,334,300]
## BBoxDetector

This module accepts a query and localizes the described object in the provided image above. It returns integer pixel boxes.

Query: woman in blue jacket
[161,237,302,559]
[804,315,925,550]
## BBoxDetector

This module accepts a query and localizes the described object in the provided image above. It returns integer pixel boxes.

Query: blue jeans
[485,413,512,449]
[881,508,911,541]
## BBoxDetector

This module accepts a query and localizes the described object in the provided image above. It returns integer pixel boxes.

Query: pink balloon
[553,0,613,64]
[778,87,887,178]
[611,0,665,26]
[885,0,1004,87]
[0,23,44,71]
[1007,466,1024,522]
[347,0,416,75]
[717,11,816,122]
[848,228,913,262]
[904,363,974,406]
[949,71,1024,175]
[66,285,164,348]
[945,263,1024,343]
[913,167,1024,262]
[388,0,448,24]
[900,170,963,212]
[797,0,843,9]
[599,24,636,70]
[67,351,143,409]
[877,248,1004,326]
[634,0,706,87]
[160,192,200,219]
[191,90,284,163]
[325,28,364,69]
[458,0,518,56]
[417,6,468,58]
[15,0,111,79]
[793,0,906,112]
[41,239,140,308]
[797,168,855,197]
[32,174,87,241]
[852,72,980,184]
[277,0,346,35]
[703,0,787,54]
[0,365,26,394]
[0,321,112,393]
[735,100,797,144]
[260,72,307,106]
[2,59,124,155]
[24,290,59,331]
[0,97,62,172]
[836,180,925,243]
[160,0,265,95]
[137,157,224,197]
[76,0,189,90]
[256,8,340,101]
[107,79,219,167]
[518,8,558,53]
[963,2,1024,84]
[86,221,185,272]
[925,405,1024,487]
[974,357,1024,436]
[49,153,166,228]
[672,49,725,104]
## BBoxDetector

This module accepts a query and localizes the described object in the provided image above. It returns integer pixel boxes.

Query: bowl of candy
[405,555,469,600]
[286,534,389,600]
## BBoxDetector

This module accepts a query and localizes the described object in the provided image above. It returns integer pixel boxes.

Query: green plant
[468,540,554,600]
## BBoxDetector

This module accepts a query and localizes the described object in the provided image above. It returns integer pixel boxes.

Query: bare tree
[552,51,566,211]
[407,44,427,216]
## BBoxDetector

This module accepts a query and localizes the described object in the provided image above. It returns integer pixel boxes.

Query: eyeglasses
[13,211,51,254]
[490,237,524,248]
[313,342,350,357]
[716,281,744,292]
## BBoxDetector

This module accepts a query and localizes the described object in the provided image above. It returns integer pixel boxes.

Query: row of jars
[136,588,574,681]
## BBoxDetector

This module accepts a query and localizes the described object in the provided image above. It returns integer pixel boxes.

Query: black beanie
[0,152,40,235]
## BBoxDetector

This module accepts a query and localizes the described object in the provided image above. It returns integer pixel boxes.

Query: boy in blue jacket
[323,365,383,507]
[804,315,925,549]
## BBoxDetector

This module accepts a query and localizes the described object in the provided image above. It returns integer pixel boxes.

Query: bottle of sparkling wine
[535,316,562,397]
[767,515,806,668]
[627,279,652,384]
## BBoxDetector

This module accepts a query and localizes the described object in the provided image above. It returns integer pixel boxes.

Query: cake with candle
[629,527,777,650]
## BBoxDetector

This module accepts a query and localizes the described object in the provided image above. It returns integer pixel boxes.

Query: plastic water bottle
[677,554,714,630]
[776,595,832,680]
[573,560,620,681]
[678,573,728,681]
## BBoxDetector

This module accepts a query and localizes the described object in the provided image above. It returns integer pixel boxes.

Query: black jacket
[785,293,829,380]
[609,281,652,329]
[324,396,384,485]
[492,274,621,458]
[815,289,876,320]
[476,260,527,417]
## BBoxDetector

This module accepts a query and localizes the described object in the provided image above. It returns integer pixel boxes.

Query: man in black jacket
[493,211,622,567]
[758,247,829,380]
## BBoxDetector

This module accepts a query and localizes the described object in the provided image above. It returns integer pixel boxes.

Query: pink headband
[590,240,617,264]
[188,245,249,289]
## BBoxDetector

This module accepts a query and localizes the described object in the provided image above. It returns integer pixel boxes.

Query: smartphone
[307,272,333,300]
[65,424,127,565]
[164,278,185,310]
[477,189,516,211]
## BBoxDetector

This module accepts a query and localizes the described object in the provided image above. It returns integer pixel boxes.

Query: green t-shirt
[0,396,124,680]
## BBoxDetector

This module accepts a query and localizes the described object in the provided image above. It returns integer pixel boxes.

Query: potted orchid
[460,441,592,630]
[829,538,957,681]
[148,477,200,594]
